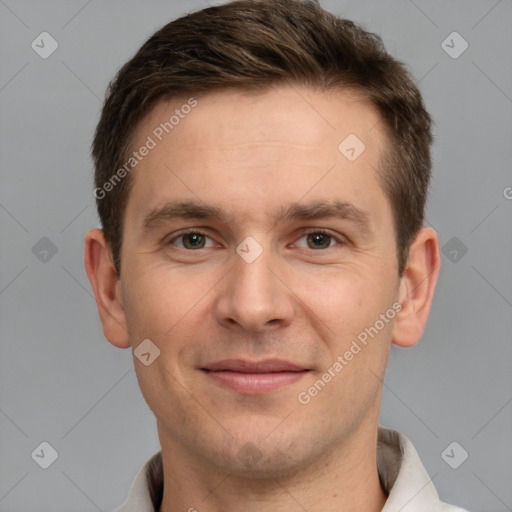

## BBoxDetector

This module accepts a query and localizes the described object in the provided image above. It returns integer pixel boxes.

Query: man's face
[119,86,401,475]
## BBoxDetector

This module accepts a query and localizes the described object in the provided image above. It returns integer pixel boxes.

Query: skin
[85,85,440,512]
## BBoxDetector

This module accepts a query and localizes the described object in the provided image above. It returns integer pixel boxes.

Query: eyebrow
[143,202,225,228]
[279,200,370,228]
[143,199,371,231]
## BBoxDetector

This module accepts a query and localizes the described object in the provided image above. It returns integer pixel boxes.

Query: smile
[201,359,310,394]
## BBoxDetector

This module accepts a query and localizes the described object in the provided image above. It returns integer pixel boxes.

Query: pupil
[185,233,204,248]
[309,233,330,249]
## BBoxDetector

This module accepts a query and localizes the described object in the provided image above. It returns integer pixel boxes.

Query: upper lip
[201,359,307,373]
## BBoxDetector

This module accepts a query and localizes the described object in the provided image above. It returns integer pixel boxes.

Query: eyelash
[167,228,218,249]
[167,227,346,250]
[305,228,347,248]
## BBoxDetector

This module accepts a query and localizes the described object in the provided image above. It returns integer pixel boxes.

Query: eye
[294,230,343,250]
[168,230,217,250]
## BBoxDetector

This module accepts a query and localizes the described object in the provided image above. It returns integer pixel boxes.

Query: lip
[202,358,307,373]
[201,359,309,394]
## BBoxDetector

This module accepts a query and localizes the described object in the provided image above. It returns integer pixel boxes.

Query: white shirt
[114,426,469,512]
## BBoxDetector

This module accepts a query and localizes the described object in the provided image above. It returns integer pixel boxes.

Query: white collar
[115,426,468,512]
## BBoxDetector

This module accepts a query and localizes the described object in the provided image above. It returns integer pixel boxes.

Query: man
[84,0,469,510]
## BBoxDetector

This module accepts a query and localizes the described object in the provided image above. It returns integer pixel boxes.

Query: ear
[392,227,441,348]
[84,228,131,348]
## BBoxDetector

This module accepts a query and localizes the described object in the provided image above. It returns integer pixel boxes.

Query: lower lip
[202,370,308,394]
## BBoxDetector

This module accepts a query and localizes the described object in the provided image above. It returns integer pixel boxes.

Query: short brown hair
[92,0,433,276]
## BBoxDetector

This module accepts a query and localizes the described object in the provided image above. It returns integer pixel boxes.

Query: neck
[157,422,387,512]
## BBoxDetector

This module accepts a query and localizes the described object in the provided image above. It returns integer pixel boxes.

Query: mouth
[200,359,310,394]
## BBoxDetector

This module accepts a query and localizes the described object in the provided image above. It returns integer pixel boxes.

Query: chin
[208,432,316,480]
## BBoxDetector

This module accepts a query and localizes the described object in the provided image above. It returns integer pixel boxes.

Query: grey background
[0,0,511,510]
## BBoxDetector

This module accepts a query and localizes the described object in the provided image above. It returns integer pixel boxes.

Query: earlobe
[84,228,131,348]
[391,227,441,348]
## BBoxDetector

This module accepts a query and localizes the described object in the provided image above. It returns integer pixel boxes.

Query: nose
[213,245,295,333]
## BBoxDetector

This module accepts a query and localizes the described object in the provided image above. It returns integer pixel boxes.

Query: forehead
[125,85,390,224]
[134,85,384,154]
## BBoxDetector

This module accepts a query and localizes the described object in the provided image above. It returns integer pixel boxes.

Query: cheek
[122,265,201,338]
[294,267,383,333]
[122,270,207,418]
[292,266,396,383]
